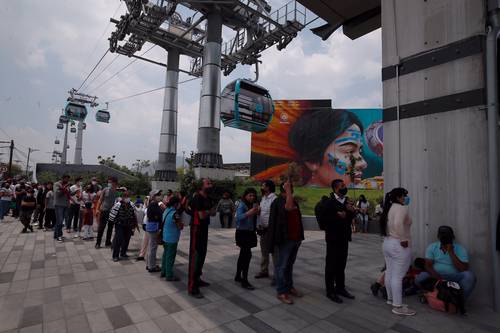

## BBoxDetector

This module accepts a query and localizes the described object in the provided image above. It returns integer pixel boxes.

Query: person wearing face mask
[109,188,138,261]
[379,187,416,316]
[0,181,13,222]
[67,177,83,236]
[95,177,118,248]
[146,190,164,272]
[323,179,356,304]
[415,226,476,300]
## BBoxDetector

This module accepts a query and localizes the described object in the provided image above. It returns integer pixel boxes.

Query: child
[81,186,95,240]
[161,196,183,281]
[20,189,36,233]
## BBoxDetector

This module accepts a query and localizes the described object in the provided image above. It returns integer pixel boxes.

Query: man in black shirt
[324,179,356,303]
[188,178,216,298]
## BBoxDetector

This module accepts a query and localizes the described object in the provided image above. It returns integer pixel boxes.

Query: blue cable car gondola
[65,102,88,121]
[59,115,69,124]
[221,79,274,132]
[96,110,110,123]
[57,123,64,130]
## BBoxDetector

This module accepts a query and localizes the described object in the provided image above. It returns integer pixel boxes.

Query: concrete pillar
[73,121,83,165]
[382,0,492,306]
[155,49,180,181]
[193,10,223,168]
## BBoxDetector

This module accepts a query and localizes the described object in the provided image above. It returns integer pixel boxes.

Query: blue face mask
[404,196,411,206]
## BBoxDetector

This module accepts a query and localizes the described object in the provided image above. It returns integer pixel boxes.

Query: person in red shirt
[267,180,304,305]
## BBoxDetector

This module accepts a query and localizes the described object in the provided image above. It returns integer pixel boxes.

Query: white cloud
[0,0,382,169]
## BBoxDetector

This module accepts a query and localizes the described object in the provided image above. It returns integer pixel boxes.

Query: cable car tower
[108,0,309,182]
[65,89,98,165]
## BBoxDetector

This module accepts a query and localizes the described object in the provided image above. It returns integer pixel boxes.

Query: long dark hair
[241,188,257,208]
[288,109,364,182]
[379,187,408,236]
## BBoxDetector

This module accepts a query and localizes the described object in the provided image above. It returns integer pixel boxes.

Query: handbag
[145,221,159,233]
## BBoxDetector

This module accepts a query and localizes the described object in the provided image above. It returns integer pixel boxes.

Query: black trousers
[44,209,56,229]
[67,204,81,230]
[112,224,132,258]
[236,246,252,281]
[219,213,233,228]
[325,240,349,295]
[188,223,209,294]
[36,205,45,227]
[96,210,113,246]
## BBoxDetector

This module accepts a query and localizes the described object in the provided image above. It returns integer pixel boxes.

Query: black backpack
[314,195,330,230]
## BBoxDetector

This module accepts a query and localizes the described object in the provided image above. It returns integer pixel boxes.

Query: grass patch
[235,185,383,216]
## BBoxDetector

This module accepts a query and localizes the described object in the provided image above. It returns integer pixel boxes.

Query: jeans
[147,231,159,269]
[54,206,68,239]
[383,237,411,307]
[0,200,10,220]
[67,204,81,231]
[415,271,476,299]
[162,242,178,278]
[358,214,369,233]
[275,240,301,295]
[219,213,233,228]
[44,208,56,229]
[96,210,113,246]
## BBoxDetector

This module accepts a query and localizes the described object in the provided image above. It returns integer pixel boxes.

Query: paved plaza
[0,217,499,333]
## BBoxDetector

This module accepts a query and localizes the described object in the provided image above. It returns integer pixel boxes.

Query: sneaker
[57,237,64,242]
[121,254,130,259]
[370,282,381,297]
[277,293,293,305]
[136,256,145,261]
[327,293,343,304]
[112,257,119,262]
[73,233,80,239]
[28,225,34,232]
[234,275,243,283]
[386,300,393,305]
[392,306,416,316]
[95,244,101,249]
[21,228,28,234]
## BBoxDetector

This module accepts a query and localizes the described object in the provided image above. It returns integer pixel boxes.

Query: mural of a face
[306,124,368,187]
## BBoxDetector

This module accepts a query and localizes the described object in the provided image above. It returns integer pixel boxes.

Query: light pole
[26,148,39,178]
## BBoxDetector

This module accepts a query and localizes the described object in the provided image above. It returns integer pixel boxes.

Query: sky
[0,0,382,171]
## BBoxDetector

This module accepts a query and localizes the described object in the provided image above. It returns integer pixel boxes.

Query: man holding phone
[416,226,476,299]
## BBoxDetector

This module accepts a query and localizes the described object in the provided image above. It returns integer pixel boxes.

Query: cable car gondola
[82,123,87,130]
[59,115,69,124]
[57,123,64,130]
[96,110,110,123]
[70,127,76,133]
[65,102,88,121]
[221,79,274,132]
[55,139,60,145]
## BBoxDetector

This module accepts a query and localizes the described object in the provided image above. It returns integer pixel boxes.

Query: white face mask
[123,198,130,203]
[91,181,97,185]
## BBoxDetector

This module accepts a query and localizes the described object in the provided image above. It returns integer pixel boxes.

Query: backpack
[421,278,466,315]
[314,196,330,230]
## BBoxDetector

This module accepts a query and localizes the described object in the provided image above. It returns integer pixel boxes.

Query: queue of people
[0,175,478,315]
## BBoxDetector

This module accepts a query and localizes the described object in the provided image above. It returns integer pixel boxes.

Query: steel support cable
[79,2,122,83]
[106,76,201,104]
[81,54,120,92]
[76,49,110,92]
[88,44,157,94]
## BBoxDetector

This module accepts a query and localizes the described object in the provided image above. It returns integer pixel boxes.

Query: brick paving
[0,216,499,333]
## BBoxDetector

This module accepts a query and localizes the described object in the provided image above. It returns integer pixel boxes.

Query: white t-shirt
[257,192,277,228]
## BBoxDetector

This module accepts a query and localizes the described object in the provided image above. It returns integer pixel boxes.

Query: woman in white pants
[380,188,416,316]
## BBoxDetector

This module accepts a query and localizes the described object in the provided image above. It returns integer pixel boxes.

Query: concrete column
[155,49,180,181]
[73,121,83,165]
[382,0,491,307]
[193,10,223,168]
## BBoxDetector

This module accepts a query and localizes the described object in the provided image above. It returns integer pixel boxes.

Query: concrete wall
[382,0,491,306]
